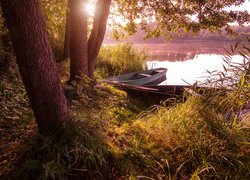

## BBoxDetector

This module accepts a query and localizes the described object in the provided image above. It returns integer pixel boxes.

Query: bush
[95,43,148,79]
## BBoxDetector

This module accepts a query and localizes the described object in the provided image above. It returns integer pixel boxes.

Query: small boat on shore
[103,68,167,85]
[103,68,198,101]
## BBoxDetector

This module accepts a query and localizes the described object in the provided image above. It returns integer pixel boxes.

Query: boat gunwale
[104,68,167,85]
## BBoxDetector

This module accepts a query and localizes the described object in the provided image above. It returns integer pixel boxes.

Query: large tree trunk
[61,6,70,61]
[68,0,88,82]
[87,0,111,78]
[1,0,68,134]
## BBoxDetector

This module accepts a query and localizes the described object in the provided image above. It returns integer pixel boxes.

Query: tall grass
[113,96,249,179]
[199,39,249,117]
[95,43,148,79]
[109,39,250,179]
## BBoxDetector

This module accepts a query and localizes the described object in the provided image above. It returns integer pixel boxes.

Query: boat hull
[120,84,190,96]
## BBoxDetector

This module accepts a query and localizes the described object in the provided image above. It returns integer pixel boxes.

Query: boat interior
[132,69,164,79]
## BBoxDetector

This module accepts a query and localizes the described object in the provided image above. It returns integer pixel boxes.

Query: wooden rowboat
[104,69,221,102]
[103,68,167,85]
[103,68,196,101]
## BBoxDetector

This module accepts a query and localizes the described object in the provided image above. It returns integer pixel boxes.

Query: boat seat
[136,73,152,77]
[153,70,163,73]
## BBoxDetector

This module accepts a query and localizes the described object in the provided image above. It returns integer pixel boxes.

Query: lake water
[134,41,247,85]
[147,54,244,85]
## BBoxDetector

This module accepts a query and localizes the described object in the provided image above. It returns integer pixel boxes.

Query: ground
[0,61,249,179]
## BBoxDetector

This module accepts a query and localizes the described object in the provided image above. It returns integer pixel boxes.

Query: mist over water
[140,41,246,85]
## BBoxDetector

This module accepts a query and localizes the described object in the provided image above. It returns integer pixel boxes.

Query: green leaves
[39,0,67,57]
[113,0,249,38]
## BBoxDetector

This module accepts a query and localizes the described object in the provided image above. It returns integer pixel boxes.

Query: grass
[0,41,249,179]
[111,96,249,179]
[0,72,151,179]
[0,62,36,177]
[95,43,148,79]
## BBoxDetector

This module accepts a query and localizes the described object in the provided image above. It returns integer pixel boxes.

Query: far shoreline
[103,39,248,45]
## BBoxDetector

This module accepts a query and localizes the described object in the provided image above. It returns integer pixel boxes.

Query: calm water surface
[135,41,246,85]
[147,54,243,85]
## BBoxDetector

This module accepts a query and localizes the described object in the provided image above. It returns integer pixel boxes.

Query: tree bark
[68,0,88,82]
[61,6,70,61]
[0,33,13,71]
[87,0,111,77]
[1,0,68,134]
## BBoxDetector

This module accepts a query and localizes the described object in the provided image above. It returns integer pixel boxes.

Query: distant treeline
[104,25,250,44]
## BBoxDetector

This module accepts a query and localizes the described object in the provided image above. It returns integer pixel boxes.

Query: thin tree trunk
[61,7,70,61]
[68,0,88,82]
[87,0,111,78]
[1,0,68,134]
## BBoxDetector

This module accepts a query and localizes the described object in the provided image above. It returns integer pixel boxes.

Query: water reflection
[147,54,244,85]
[150,52,197,62]
[135,41,247,61]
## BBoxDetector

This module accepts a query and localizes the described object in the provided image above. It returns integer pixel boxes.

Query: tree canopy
[112,0,250,39]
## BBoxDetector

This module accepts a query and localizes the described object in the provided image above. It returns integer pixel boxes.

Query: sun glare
[78,1,95,16]
[85,2,95,15]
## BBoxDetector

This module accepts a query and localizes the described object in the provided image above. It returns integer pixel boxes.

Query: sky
[228,0,250,12]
